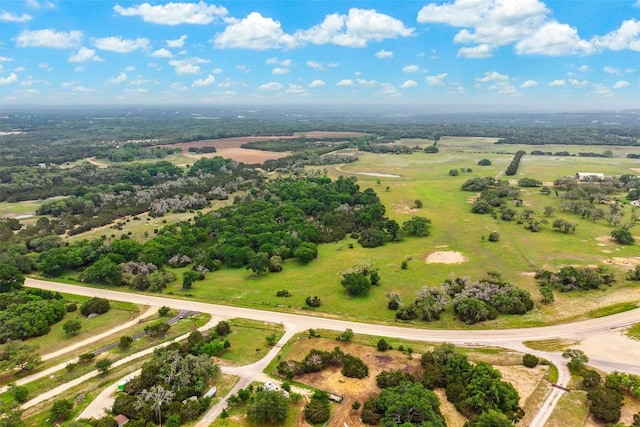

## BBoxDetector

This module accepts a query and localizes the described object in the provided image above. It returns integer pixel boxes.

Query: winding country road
[25,278,640,426]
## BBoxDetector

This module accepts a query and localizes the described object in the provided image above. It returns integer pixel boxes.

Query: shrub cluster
[276,346,368,379]
[536,266,615,292]
[391,275,534,325]
[363,344,522,426]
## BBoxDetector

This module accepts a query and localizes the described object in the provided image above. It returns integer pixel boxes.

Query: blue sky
[0,0,639,110]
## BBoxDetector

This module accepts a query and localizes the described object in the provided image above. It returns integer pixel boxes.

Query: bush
[276,289,291,297]
[449,169,459,176]
[304,394,330,424]
[612,228,634,245]
[12,385,29,403]
[79,352,96,363]
[523,354,539,368]
[588,386,623,423]
[488,232,500,242]
[478,158,492,166]
[377,339,389,351]
[158,306,171,317]
[215,320,232,336]
[342,354,369,379]
[80,297,110,316]
[119,335,134,350]
[305,296,321,307]
[66,303,77,312]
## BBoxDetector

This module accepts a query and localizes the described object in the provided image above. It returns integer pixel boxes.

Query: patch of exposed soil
[494,365,548,407]
[393,204,418,214]
[282,337,547,427]
[425,251,468,264]
[595,235,613,245]
[603,257,640,267]
[166,131,367,164]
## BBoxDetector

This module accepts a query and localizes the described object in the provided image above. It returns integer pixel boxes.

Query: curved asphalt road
[25,278,640,426]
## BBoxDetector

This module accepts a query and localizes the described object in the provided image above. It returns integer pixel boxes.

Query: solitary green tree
[63,319,82,337]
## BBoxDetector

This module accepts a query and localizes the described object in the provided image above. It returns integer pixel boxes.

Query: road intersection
[24,278,640,426]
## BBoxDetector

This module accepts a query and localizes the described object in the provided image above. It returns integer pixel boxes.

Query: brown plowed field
[167,131,367,164]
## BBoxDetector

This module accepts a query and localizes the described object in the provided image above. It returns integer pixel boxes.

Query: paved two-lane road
[26,278,640,348]
[25,278,640,427]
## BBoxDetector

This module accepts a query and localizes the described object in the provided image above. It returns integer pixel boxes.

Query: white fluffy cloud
[25,1,55,9]
[108,72,127,84]
[285,84,306,95]
[259,82,283,91]
[114,2,227,25]
[375,49,394,59]
[272,67,290,75]
[604,66,620,75]
[418,0,548,45]
[192,74,216,87]
[214,12,296,50]
[357,78,377,87]
[402,65,420,73]
[476,71,517,95]
[167,35,187,48]
[425,73,447,86]
[0,73,18,85]
[591,19,640,51]
[1,11,33,22]
[16,29,83,49]
[477,71,508,83]
[416,0,640,57]
[150,48,173,58]
[521,80,537,88]
[457,44,493,58]
[93,36,150,53]
[307,60,324,70]
[569,79,589,88]
[336,79,354,86]
[515,22,592,56]
[549,79,566,86]
[613,80,630,89]
[296,8,414,48]
[69,47,102,63]
[308,79,325,88]
[169,57,209,75]
[400,80,417,88]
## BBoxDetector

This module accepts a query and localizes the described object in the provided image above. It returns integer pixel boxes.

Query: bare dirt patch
[280,337,546,427]
[425,251,468,264]
[603,257,640,267]
[393,204,418,214]
[167,131,367,164]
[595,235,616,246]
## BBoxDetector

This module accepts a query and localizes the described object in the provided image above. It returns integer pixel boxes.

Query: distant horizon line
[2,103,639,115]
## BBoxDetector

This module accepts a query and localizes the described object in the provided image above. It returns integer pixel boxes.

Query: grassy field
[9,136,640,329]
[218,318,285,365]
[146,140,640,328]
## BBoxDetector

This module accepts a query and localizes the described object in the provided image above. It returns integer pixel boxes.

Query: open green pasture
[160,138,640,328]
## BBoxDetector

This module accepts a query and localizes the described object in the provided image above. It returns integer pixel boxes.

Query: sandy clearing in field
[495,365,548,407]
[425,251,468,264]
[603,256,640,267]
[393,204,418,214]
[182,147,288,164]
[578,328,640,366]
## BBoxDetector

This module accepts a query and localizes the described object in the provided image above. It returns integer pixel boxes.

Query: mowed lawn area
[158,137,640,328]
